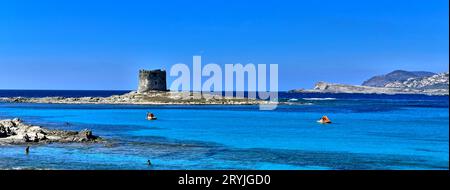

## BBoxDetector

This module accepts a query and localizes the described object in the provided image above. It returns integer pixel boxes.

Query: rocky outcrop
[0,118,102,145]
[362,70,436,87]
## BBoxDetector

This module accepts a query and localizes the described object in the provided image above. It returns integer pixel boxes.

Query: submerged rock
[0,118,102,145]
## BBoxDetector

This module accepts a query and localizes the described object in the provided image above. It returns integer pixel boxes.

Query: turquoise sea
[0,91,448,170]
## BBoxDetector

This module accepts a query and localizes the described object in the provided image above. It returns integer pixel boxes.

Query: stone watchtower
[138,69,167,93]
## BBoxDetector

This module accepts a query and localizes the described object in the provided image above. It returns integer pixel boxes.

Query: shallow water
[0,92,448,170]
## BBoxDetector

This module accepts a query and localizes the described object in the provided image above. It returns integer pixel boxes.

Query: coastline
[289,82,449,96]
[0,91,269,105]
[1,90,448,106]
[288,89,450,96]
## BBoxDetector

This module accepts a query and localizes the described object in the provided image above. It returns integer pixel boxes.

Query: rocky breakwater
[0,118,102,145]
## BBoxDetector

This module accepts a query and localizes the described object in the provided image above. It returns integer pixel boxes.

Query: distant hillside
[289,71,449,95]
[385,72,449,90]
[362,70,436,87]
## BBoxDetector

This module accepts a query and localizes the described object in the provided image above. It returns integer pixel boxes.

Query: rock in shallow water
[0,118,102,145]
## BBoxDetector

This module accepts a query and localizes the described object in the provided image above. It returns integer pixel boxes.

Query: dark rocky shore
[0,118,102,145]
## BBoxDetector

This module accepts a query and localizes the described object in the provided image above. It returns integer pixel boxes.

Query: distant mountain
[362,70,436,87]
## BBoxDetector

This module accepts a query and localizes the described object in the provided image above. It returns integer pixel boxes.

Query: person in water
[23,134,31,142]
[33,133,39,142]
[25,146,30,154]
[147,159,152,166]
[147,113,157,120]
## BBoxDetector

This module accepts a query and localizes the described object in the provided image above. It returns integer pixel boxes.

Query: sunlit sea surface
[0,90,448,170]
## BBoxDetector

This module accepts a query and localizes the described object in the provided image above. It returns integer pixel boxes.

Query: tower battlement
[138,69,167,93]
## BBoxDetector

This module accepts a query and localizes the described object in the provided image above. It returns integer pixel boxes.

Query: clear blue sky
[0,0,448,90]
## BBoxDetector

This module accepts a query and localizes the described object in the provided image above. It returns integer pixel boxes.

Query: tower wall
[138,69,167,93]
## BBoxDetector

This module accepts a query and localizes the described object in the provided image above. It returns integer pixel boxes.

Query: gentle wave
[7,167,49,170]
[302,98,337,101]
